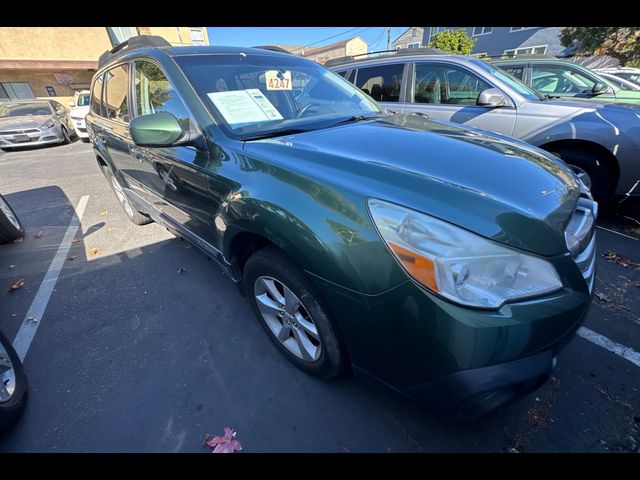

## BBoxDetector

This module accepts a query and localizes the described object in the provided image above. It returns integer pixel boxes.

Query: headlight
[39,120,55,129]
[368,199,562,308]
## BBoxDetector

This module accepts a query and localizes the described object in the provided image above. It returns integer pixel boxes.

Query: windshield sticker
[265,70,292,90]
[207,89,283,126]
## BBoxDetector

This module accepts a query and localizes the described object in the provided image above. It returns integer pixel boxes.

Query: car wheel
[60,126,71,145]
[244,246,348,379]
[0,194,25,244]
[550,146,613,204]
[101,167,152,225]
[0,330,27,432]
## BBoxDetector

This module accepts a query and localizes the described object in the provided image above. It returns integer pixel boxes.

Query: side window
[103,64,130,122]
[531,65,596,94]
[414,63,491,105]
[337,70,352,82]
[134,61,190,126]
[90,74,104,116]
[500,66,524,80]
[355,64,404,102]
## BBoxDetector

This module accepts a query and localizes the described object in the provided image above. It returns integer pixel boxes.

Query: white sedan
[69,90,90,141]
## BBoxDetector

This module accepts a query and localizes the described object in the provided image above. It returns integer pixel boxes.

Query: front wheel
[0,330,27,431]
[101,167,152,225]
[550,146,613,204]
[244,246,348,379]
[0,194,25,244]
[60,126,71,145]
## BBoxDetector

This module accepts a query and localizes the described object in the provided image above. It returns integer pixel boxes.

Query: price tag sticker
[265,70,292,90]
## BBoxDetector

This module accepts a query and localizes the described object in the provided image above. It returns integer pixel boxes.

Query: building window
[504,45,548,56]
[509,27,537,32]
[189,28,205,46]
[0,82,36,100]
[412,28,418,38]
[472,27,493,37]
[395,45,404,50]
[407,42,421,49]
[106,27,138,46]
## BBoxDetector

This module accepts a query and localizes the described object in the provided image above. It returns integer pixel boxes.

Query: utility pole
[386,27,391,51]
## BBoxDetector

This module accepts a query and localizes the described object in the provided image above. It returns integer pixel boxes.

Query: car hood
[0,115,52,131]
[243,114,581,256]
[70,106,90,117]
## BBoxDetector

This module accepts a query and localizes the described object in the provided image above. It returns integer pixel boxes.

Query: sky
[206,27,410,52]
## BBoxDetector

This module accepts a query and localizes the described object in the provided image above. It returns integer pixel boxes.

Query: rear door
[405,61,517,136]
[130,59,215,243]
[352,62,410,112]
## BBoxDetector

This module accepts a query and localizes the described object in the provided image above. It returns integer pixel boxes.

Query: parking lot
[0,139,639,452]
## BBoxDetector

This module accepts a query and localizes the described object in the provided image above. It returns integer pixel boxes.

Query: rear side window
[337,70,353,82]
[133,61,190,125]
[500,66,524,80]
[90,74,104,116]
[103,64,130,123]
[355,64,404,102]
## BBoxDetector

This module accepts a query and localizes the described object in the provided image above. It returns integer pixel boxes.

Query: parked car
[329,50,640,203]
[491,56,640,105]
[87,36,596,418]
[0,193,27,431]
[593,71,640,91]
[0,100,74,150]
[69,90,91,141]
[594,67,640,88]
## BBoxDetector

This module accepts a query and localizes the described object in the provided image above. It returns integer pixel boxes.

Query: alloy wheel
[111,175,134,217]
[253,276,321,361]
[0,340,16,403]
[0,196,20,230]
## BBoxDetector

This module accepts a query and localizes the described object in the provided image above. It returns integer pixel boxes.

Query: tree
[427,30,475,55]
[560,27,640,66]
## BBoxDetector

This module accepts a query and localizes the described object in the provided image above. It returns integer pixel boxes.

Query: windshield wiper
[327,114,387,128]
[542,94,560,101]
[242,128,308,141]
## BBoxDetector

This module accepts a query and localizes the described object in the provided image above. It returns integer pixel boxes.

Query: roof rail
[487,54,557,61]
[97,35,172,69]
[324,47,448,68]
[252,45,292,54]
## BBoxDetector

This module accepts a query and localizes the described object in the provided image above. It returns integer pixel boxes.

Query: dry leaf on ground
[71,238,82,244]
[33,231,44,238]
[100,211,109,216]
[67,256,77,261]
[88,247,104,257]
[12,237,23,243]
[8,264,16,270]
[8,279,25,292]
[177,267,187,274]
[204,426,243,454]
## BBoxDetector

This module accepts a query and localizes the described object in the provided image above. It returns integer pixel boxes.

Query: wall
[0,69,93,102]
[0,27,112,61]
[145,27,210,46]
[392,28,424,49]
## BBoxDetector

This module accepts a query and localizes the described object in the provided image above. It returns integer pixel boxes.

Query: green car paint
[493,58,640,105]
[87,44,595,417]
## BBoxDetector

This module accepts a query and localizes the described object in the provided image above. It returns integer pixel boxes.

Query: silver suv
[329,50,640,203]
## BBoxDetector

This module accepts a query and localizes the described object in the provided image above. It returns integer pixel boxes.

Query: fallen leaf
[204,426,243,454]
[87,247,104,257]
[602,251,639,270]
[100,211,109,216]
[26,316,38,324]
[67,256,77,261]
[12,236,23,243]
[177,267,187,274]
[8,264,16,270]
[594,291,609,302]
[106,227,115,233]
[8,278,25,292]
[33,231,44,239]
[71,238,82,244]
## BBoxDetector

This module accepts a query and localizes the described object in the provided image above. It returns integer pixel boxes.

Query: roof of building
[302,36,365,56]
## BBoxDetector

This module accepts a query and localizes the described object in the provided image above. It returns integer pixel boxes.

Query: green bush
[427,30,475,55]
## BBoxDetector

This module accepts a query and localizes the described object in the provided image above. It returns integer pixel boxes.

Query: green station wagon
[86,37,596,418]
[493,56,640,105]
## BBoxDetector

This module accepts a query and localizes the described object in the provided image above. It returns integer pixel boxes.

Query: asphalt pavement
[0,140,639,452]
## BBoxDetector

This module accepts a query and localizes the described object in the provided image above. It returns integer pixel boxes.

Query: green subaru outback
[86,36,596,418]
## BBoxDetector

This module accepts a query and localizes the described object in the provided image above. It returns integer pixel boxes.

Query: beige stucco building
[279,36,368,65]
[0,27,209,104]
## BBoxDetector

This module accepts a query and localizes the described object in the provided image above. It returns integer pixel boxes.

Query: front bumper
[311,252,592,418]
[0,125,64,148]
[71,117,89,138]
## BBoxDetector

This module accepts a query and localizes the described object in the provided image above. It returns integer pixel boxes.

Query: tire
[60,126,70,145]
[101,166,152,226]
[0,330,27,431]
[550,146,613,204]
[243,246,348,379]
[0,194,25,244]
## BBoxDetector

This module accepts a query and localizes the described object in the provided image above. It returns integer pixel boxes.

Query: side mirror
[68,101,76,107]
[477,88,511,108]
[592,82,610,95]
[130,112,184,147]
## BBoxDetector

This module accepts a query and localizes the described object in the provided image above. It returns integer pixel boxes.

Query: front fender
[218,151,407,295]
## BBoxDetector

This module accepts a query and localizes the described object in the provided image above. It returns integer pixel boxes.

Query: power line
[290,26,369,54]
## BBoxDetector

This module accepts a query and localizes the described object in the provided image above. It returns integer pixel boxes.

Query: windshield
[175,53,385,139]
[76,93,90,106]
[474,60,544,101]
[0,102,53,118]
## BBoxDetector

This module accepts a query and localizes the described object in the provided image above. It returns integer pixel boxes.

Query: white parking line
[12,195,90,362]
[595,225,638,241]
[577,326,640,368]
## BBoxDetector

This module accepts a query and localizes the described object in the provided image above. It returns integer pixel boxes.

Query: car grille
[565,196,598,292]
[0,129,40,135]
